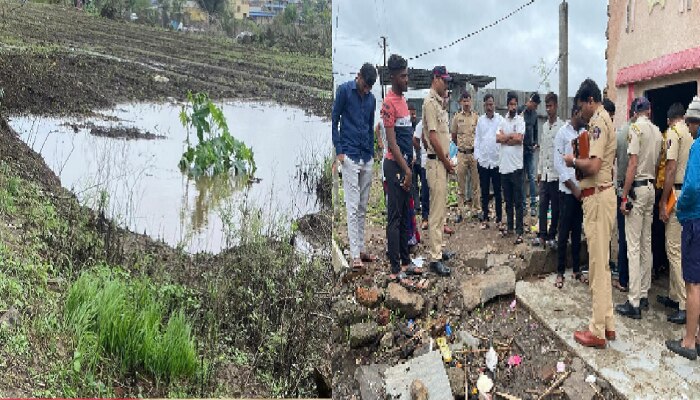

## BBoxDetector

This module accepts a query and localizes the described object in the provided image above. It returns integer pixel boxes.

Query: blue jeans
[617,195,629,288]
[523,151,537,210]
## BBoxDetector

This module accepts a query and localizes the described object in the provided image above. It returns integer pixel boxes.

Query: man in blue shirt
[522,92,541,217]
[332,63,378,270]
[666,96,700,360]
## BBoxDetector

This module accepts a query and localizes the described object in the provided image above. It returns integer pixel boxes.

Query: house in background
[182,0,208,25]
[232,0,250,19]
[606,0,700,131]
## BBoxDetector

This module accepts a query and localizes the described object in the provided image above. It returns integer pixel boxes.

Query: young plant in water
[179,92,256,178]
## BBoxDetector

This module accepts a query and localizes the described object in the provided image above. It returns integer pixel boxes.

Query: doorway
[645,80,698,132]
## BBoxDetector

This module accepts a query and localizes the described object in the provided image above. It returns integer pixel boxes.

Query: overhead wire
[407,0,537,61]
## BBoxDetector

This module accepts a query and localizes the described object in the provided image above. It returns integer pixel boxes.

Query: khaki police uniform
[423,89,451,262]
[625,114,663,308]
[579,104,617,340]
[450,109,480,213]
[665,121,692,311]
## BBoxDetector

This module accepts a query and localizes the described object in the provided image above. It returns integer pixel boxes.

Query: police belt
[458,148,474,155]
[427,154,437,160]
[631,179,655,188]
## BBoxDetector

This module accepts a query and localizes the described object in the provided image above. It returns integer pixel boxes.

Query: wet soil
[0,3,331,118]
[62,122,165,140]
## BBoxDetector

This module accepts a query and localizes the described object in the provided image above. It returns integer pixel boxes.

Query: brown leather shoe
[605,330,616,341]
[574,330,606,349]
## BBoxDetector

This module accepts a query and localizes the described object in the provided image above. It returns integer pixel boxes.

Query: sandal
[391,272,419,290]
[514,235,524,245]
[500,230,512,238]
[402,263,424,276]
[554,274,564,289]
[480,221,489,230]
[360,253,378,263]
[612,279,628,292]
[574,272,589,284]
[421,221,429,230]
[351,259,365,272]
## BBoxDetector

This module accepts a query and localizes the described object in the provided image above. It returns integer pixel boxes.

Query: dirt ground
[0,2,331,117]
[331,168,624,399]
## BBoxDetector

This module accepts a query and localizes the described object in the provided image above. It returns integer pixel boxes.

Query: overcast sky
[332,0,608,97]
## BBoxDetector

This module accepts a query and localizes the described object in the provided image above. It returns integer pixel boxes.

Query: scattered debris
[354,364,387,400]
[585,374,597,384]
[376,307,390,326]
[506,354,522,367]
[380,332,393,351]
[460,265,516,311]
[476,373,493,394]
[446,367,466,398]
[410,379,429,400]
[349,322,381,349]
[485,345,498,371]
[356,286,381,308]
[556,361,566,373]
[538,370,571,400]
[384,351,452,399]
[385,282,425,318]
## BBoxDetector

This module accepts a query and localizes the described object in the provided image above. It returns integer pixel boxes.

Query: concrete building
[606,0,700,131]
[232,0,250,19]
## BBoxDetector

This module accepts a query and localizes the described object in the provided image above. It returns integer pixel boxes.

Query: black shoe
[454,214,463,224]
[442,250,456,261]
[430,261,451,276]
[665,339,698,360]
[668,310,687,325]
[657,295,680,310]
[640,297,649,310]
[615,301,641,319]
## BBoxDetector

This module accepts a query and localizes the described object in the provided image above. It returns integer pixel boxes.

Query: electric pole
[559,0,568,119]
[380,36,387,99]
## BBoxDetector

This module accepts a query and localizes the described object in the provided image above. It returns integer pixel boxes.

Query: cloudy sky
[332,0,608,96]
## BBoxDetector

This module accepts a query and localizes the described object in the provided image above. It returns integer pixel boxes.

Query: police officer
[615,97,663,319]
[659,103,693,324]
[451,91,480,220]
[423,66,455,276]
[564,79,617,349]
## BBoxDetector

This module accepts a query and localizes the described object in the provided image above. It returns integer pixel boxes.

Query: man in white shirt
[413,119,430,228]
[496,91,526,244]
[535,93,565,248]
[474,93,504,229]
[553,103,585,288]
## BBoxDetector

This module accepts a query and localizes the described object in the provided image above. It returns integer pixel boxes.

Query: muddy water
[9,102,330,254]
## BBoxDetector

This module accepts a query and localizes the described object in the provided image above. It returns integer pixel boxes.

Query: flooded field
[9,101,330,254]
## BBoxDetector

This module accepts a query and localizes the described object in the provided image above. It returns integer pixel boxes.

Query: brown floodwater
[9,101,330,254]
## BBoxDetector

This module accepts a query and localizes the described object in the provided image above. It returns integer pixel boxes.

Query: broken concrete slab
[516,274,700,400]
[461,265,516,311]
[349,322,382,348]
[385,282,424,318]
[462,244,495,270]
[384,350,453,399]
[562,366,597,400]
[354,364,387,400]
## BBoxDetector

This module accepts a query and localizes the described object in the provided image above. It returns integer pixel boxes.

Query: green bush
[179,91,256,178]
[64,269,198,382]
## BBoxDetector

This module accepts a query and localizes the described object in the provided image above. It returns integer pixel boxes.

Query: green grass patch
[64,268,198,383]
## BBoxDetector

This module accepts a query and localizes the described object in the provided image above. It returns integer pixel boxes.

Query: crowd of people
[331,55,700,360]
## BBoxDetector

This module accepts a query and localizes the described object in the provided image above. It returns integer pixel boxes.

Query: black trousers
[538,181,560,240]
[384,159,410,274]
[477,164,502,223]
[502,169,524,235]
[557,192,583,274]
[652,188,668,275]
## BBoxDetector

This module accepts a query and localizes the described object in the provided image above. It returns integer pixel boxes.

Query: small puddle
[9,101,330,254]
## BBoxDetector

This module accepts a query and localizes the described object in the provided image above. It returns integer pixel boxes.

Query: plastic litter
[485,345,498,371]
[437,337,452,363]
[585,374,597,384]
[509,299,517,311]
[506,354,522,367]
[556,361,566,373]
[476,374,494,393]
